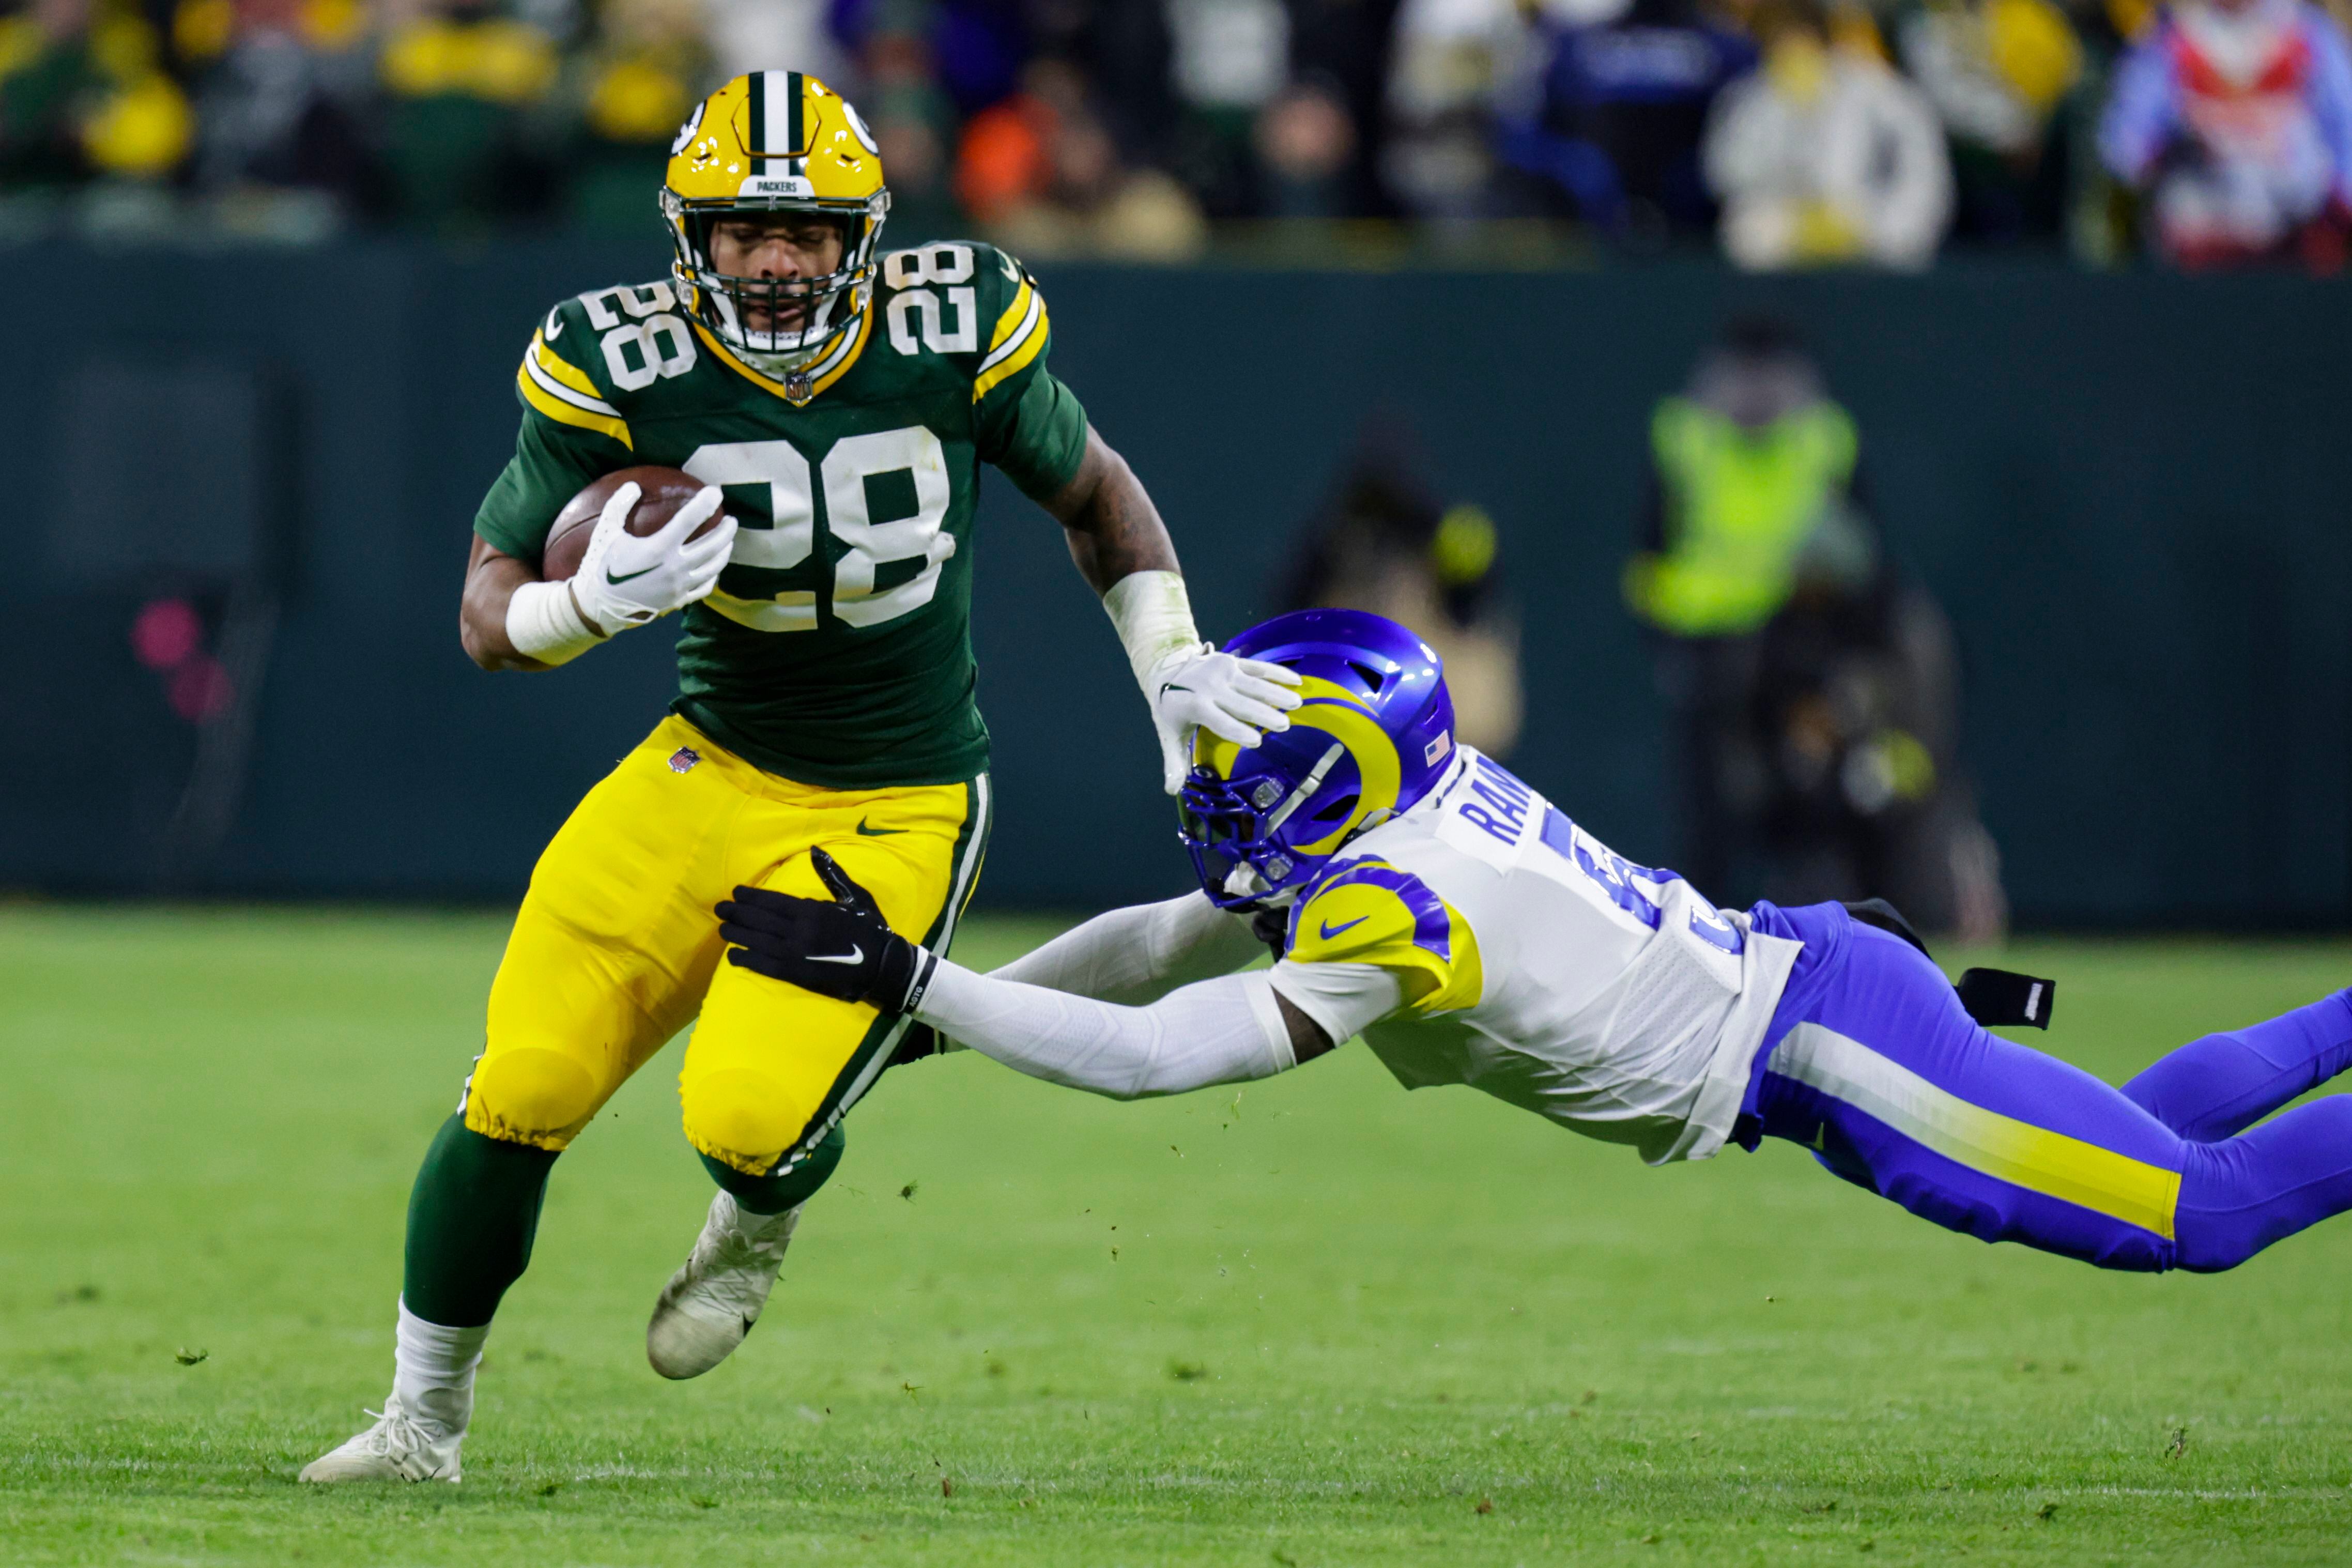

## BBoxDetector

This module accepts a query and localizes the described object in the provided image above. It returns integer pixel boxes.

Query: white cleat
[647,1191,800,1380]
[298,1399,463,1483]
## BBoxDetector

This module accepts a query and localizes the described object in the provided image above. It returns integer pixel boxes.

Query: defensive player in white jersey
[719,609,2352,1277]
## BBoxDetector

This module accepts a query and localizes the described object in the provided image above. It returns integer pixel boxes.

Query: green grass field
[4,906,2351,1565]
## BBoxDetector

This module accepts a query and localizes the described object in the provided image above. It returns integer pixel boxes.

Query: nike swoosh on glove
[717,849,932,1012]
[570,482,738,636]
[1142,644,1302,793]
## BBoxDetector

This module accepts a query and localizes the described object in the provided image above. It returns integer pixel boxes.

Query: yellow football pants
[462,714,990,1176]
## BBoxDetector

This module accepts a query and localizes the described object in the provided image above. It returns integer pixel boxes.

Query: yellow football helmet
[660,70,889,361]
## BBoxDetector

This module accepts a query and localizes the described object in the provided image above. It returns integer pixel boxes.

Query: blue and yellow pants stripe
[1746,903,2352,1273]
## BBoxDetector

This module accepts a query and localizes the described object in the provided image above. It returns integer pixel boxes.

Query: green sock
[699,1123,846,1216]
[402,1114,559,1329]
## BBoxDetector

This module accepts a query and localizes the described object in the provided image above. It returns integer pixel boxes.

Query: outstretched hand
[717,849,929,1012]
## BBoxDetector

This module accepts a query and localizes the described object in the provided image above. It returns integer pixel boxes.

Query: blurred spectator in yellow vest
[1624,337,1864,642]
[1281,417,1523,758]
[1626,317,2005,942]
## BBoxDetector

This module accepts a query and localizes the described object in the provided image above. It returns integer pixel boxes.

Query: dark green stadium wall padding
[6,243,2349,926]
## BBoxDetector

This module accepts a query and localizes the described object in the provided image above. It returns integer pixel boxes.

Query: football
[540,466,730,582]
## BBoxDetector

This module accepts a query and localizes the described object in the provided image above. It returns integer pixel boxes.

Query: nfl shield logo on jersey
[669,747,701,774]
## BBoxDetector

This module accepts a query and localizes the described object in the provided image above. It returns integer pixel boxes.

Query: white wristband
[505,579,605,667]
[1102,570,1205,685]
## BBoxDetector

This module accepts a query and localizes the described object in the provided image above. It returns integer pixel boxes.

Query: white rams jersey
[1266,746,1803,1164]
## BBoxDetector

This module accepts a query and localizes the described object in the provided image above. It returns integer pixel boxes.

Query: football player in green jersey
[301,69,1302,1484]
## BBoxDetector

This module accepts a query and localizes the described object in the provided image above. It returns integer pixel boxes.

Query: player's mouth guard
[1844,898,2055,1029]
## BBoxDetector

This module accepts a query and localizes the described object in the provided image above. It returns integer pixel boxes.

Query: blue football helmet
[1178,608,1457,910]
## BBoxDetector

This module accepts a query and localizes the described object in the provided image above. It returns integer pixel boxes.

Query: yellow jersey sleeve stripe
[985,279,1035,356]
[528,331,611,408]
[972,291,1049,403]
[521,348,622,422]
[1772,1022,2182,1239]
[516,359,632,449]
[975,286,1042,375]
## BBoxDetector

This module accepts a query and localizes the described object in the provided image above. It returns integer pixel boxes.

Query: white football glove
[569,482,737,635]
[1142,642,1303,794]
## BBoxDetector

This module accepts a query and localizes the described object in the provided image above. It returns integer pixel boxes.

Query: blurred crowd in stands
[4,0,2350,267]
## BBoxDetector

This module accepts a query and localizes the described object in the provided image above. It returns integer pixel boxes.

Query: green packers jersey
[473,239,1088,789]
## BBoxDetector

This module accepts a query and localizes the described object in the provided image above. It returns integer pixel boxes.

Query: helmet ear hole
[1310,793,1359,823]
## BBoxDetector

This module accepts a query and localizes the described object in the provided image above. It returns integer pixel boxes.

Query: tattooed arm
[1042,426,1301,792]
[1043,427,1181,591]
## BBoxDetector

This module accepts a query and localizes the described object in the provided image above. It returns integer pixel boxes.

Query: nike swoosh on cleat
[855,819,905,836]
[807,947,865,965]
[607,564,659,585]
[1318,915,1370,940]
[741,1314,757,1335]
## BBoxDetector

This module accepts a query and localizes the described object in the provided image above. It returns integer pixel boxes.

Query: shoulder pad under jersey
[874,239,1049,401]
[1285,855,1483,1012]
[516,280,697,449]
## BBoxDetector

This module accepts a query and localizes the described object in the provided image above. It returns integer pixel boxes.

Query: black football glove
[717,849,935,1013]
[887,1022,948,1067]
[1250,905,1290,962]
